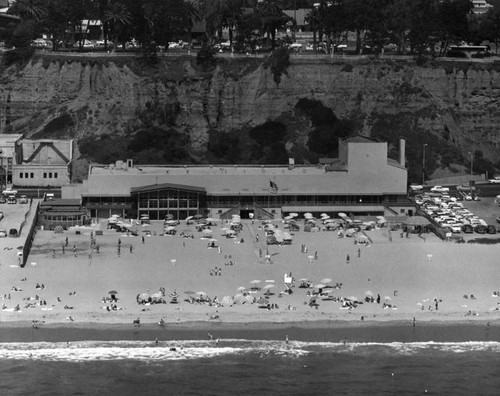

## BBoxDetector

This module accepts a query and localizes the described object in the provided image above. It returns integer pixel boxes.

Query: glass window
[49,172,52,178]
[19,173,23,178]
[43,172,47,178]
[30,173,34,178]
[54,173,58,178]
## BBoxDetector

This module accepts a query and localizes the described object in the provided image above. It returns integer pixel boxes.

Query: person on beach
[377,294,381,304]
[52,249,56,258]
[117,246,121,257]
[358,248,361,258]
[62,244,65,254]
[65,237,68,247]
[73,247,77,257]
[118,238,121,247]
[130,245,133,254]
[346,254,350,264]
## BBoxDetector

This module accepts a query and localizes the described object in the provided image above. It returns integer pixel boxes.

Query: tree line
[1,0,500,56]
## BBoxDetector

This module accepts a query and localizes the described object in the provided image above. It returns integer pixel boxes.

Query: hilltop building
[62,137,411,221]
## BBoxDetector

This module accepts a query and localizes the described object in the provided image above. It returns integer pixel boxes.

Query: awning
[281,205,385,213]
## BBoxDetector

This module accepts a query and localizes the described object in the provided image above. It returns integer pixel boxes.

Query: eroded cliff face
[1,54,500,177]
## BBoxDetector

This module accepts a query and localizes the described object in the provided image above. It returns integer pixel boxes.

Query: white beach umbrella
[236,286,247,292]
[250,280,261,284]
[185,216,194,221]
[384,296,392,301]
[264,284,275,289]
[365,290,374,297]
[202,228,213,235]
[347,296,359,302]
[290,213,299,218]
[314,283,326,289]
[304,212,313,219]
[320,278,332,284]
[221,296,233,306]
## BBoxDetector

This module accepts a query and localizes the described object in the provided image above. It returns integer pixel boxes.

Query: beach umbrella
[304,212,313,219]
[185,216,194,221]
[202,228,213,235]
[320,213,328,218]
[184,290,195,295]
[165,214,175,220]
[256,297,269,306]
[139,292,149,301]
[365,290,374,297]
[245,294,255,304]
[221,296,233,306]
[320,278,332,284]
[384,296,392,301]
[236,286,247,292]
[233,294,246,305]
[250,280,261,284]
[284,215,293,220]
[164,226,176,231]
[290,213,299,217]
[196,291,207,296]
[298,278,309,282]
[169,291,179,298]
[347,296,359,302]
[193,214,204,220]
[108,290,118,295]
[264,284,275,289]
[314,283,326,289]
[205,218,218,222]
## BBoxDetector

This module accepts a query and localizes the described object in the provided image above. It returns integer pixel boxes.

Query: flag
[269,180,278,194]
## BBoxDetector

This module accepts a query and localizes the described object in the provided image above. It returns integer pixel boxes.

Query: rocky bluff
[1,53,499,181]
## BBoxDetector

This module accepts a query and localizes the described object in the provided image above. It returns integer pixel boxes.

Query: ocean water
[1,338,500,395]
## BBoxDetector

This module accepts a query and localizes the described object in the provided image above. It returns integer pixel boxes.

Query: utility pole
[422,144,427,185]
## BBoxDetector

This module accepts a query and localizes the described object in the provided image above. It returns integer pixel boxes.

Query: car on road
[487,225,497,234]
[489,177,500,184]
[430,185,450,193]
[7,196,16,204]
[0,195,6,204]
[474,225,487,234]
[462,224,474,233]
[19,195,28,204]
[0,229,7,237]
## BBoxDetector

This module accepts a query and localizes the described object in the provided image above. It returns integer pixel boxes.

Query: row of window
[19,172,58,179]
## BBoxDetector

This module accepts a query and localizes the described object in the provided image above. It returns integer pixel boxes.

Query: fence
[21,201,40,268]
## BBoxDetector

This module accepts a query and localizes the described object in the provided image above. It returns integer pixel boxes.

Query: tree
[255,0,290,49]
[8,0,47,47]
[104,0,133,51]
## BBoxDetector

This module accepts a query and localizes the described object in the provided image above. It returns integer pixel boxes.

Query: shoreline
[1,318,499,344]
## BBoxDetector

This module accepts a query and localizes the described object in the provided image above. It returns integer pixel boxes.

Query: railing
[21,200,40,268]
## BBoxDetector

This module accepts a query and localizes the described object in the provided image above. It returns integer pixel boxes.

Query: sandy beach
[1,210,500,341]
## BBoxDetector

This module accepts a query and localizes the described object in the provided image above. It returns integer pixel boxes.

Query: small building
[12,139,73,187]
[38,199,89,230]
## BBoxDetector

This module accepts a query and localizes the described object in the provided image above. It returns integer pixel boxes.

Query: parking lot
[412,189,500,240]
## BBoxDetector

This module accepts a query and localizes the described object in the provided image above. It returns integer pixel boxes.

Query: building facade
[63,137,412,220]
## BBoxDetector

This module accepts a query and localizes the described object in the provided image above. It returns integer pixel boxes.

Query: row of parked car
[414,191,495,234]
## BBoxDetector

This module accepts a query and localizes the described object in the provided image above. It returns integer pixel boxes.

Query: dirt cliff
[1,53,499,181]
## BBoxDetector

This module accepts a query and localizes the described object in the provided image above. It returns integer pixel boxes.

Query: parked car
[496,216,500,224]
[430,185,449,193]
[0,195,6,204]
[19,195,28,204]
[0,211,3,221]
[410,183,423,191]
[0,229,7,237]
[7,196,16,204]
[487,225,497,234]
[462,224,474,233]
[474,225,487,234]
[488,177,500,184]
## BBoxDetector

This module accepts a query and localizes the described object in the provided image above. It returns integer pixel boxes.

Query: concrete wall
[12,165,70,187]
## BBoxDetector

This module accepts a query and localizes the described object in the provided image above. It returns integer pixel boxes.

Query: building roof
[281,205,385,213]
[40,199,81,208]
[131,183,206,194]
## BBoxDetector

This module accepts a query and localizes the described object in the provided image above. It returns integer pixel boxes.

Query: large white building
[62,136,411,220]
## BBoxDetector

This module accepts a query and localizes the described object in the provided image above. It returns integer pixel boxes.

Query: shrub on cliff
[263,46,290,86]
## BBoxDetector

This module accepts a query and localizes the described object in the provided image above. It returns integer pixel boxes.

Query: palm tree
[182,0,202,50]
[255,0,289,49]
[104,1,132,51]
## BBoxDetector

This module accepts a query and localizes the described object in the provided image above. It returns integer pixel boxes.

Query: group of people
[210,267,223,276]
